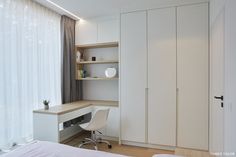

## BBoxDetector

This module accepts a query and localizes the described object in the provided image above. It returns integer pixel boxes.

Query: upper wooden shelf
[76,42,119,49]
[77,60,119,64]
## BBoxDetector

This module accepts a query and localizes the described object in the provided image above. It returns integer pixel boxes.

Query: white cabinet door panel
[76,20,97,45]
[148,7,176,146]
[98,19,119,43]
[121,11,147,143]
[177,3,209,150]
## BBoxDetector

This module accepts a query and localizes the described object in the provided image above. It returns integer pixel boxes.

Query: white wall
[210,0,236,155]
[82,47,119,101]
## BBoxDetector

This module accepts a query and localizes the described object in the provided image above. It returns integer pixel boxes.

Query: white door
[177,3,209,150]
[120,11,147,143]
[210,9,224,155]
[148,7,176,146]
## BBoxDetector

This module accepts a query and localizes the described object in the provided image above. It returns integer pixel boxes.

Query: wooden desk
[33,100,118,142]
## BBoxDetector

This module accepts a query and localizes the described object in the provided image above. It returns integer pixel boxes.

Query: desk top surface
[33,100,119,115]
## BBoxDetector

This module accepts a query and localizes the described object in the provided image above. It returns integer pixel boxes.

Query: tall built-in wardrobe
[120,3,209,150]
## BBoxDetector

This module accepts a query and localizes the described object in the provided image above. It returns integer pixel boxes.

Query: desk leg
[33,113,59,142]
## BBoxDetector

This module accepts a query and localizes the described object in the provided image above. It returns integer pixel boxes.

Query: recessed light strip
[45,0,81,20]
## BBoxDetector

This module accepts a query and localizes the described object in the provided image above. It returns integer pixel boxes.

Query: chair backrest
[86,109,110,131]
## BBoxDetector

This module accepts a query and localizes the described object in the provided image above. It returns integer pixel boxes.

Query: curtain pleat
[61,16,82,103]
[0,0,61,151]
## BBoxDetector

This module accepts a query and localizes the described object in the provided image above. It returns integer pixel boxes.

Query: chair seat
[79,122,102,131]
[79,122,90,130]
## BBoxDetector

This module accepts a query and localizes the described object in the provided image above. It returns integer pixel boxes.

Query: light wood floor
[175,148,213,157]
[63,131,174,157]
[63,132,213,157]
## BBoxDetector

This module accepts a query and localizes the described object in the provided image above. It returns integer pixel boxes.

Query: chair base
[78,132,112,150]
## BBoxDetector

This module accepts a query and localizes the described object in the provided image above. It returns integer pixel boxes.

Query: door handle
[214,96,224,108]
[214,96,224,101]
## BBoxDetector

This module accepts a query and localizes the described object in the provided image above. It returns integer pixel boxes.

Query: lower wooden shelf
[77,60,119,64]
[77,77,119,81]
[82,100,119,107]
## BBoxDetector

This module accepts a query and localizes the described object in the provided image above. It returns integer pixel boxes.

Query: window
[0,0,61,150]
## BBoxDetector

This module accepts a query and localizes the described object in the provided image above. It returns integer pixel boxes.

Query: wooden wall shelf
[77,60,119,64]
[76,42,118,49]
[77,77,119,81]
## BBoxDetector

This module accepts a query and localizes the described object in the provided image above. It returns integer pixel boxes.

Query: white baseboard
[96,135,119,142]
[121,140,176,151]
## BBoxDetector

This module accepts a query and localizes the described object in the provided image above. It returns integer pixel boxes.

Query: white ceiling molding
[120,0,210,13]
[49,0,209,19]
[34,0,81,20]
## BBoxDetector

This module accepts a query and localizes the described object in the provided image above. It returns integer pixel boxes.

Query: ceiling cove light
[45,0,81,20]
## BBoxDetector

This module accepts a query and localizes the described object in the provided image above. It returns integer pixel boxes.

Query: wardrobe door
[177,3,209,150]
[148,8,176,146]
[121,11,147,143]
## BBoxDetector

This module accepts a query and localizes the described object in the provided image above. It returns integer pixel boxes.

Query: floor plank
[63,131,174,157]
[175,148,213,157]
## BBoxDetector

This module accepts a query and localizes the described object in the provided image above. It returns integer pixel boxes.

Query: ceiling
[49,0,208,19]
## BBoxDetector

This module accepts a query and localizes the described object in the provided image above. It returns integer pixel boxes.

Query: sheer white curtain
[0,0,61,150]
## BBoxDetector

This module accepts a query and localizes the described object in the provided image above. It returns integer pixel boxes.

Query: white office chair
[78,109,112,150]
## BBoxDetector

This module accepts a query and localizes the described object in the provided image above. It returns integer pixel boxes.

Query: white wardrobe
[121,3,209,150]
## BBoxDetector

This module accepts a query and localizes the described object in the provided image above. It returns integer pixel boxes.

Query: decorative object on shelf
[78,70,87,78]
[105,68,117,78]
[76,51,81,63]
[92,56,96,61]
[43,100,50,110]
[78,70,82,78]
[83,70,87,78]
[80,59,84,62]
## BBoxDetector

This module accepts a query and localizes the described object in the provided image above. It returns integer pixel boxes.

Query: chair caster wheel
[108,144,112,149]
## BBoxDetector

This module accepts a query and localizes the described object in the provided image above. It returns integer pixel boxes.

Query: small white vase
[76,51,81,63]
